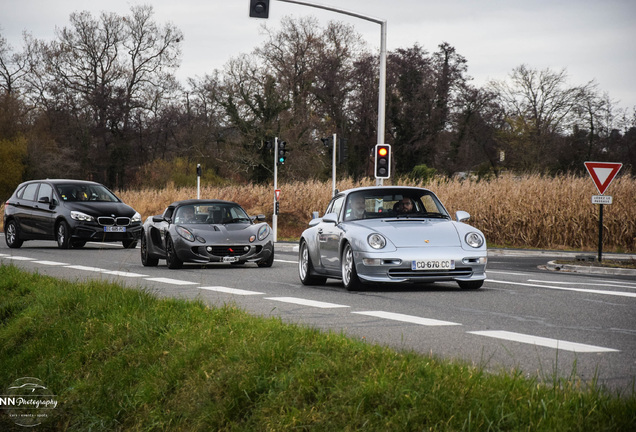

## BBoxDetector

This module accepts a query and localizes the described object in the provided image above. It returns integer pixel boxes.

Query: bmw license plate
[411,259,455,270]
[104,226,126,233]
[222,256,239,263]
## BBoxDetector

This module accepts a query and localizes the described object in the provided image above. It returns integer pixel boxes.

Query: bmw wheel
[165,236,183,269]
[56,221,71,249]
[298,240,326,285]
[5,220,23,248]
[341,242,362,291]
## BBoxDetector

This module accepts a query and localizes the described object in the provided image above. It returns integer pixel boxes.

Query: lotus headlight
[465,232,484,248]
[70,211,94,222]
[176,226,195,242]
[131,212,142,223]
[368,233,386,249]
[257,224,270,241]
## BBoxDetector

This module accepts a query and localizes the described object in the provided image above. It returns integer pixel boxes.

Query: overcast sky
[2,0,635,110]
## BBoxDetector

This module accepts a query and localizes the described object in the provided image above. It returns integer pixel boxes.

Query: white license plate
[104,226,126,233]
[411,259,455,270]
[222,256,239,263]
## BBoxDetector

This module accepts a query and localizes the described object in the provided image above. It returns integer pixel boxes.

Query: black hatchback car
[3,179,142,249]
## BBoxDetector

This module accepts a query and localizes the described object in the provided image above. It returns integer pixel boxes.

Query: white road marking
[488,279,636,298]
[487,270,530,276]
[33,260,68,266]
[101,270,147,277]
[144,277,199,286]
[274,259,297,264]
[199,286,264,295]
[1,256,36,261]
[353,311,461,326]
[469,330,619,353]
[65,265,105,272]
[265,297,350,309]
[527,279,636,289]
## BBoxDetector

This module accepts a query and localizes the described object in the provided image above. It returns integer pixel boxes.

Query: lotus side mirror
[152,215,165,223]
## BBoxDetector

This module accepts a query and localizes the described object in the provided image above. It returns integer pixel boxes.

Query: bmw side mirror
[38,196,50,204]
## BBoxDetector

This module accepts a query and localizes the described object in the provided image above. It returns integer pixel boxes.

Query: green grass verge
[1,264,634,431]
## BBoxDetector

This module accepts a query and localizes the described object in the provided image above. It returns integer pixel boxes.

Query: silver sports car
[141,199,274,269]
[298,186,487,290]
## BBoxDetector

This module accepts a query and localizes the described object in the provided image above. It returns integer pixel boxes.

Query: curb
[544,260,636,276]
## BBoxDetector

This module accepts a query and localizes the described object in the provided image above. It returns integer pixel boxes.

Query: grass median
[1,264,634,431]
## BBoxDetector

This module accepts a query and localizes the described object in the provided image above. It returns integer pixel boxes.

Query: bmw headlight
[465,232,484,248]
[257,224,270,241]
[131,212,141,223]
[70,211,94,222]
[176,226,195,242]
[367,233,386,249]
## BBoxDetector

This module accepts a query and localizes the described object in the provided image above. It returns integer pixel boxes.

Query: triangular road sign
[584,161,622,195]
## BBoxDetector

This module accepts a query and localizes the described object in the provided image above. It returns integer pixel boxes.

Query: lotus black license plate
[104,226,126,233]
[222,256,239,263]
[411,259,455,270]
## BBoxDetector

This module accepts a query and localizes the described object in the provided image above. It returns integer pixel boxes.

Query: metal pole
[332,133,337,197]
[273,137,278,242]
[196,164,201,199]
[277,0,387,163]
[597,204,603,262]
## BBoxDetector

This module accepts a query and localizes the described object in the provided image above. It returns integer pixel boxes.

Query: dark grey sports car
[141,199,274,269]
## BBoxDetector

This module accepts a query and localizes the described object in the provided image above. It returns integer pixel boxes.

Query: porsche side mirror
[455,211,470,222]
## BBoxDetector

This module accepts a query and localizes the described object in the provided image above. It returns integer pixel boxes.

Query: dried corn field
[2,175,633,252]
[113,174,635,253]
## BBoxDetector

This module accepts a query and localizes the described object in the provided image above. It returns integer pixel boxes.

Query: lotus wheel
[5,220,23,248]
[341,242,362,291]
[165,236,183,269]
[298,240,326,285]
[257,247,275,267]
[141,234,159,267]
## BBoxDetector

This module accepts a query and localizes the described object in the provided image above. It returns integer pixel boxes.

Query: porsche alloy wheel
[165,236,183,269]
[341,242,362,291]
[298,240,326,286]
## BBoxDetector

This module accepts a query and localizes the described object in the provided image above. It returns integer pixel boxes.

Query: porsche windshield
[343,189,450,221]
[174,204,250,224]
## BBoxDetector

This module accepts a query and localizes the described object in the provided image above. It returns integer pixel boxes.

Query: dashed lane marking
[488,279,636,298]
[353,311,461,326]
[265,297,350,309]
[144,277,199,286]
[468,330,619,353]
[199,286,264,295]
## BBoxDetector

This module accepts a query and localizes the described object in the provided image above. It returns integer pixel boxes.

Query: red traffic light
[374,144,391,179]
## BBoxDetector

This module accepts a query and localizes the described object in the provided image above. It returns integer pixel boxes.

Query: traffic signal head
[277,141,287,165]
[374,144,391,179]
[249,0,269,18]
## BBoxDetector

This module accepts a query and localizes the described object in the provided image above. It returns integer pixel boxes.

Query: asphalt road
[1,237,635,393]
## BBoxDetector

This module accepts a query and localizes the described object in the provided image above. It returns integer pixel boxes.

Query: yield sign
[584,161,622,195]
[274,189,281,201]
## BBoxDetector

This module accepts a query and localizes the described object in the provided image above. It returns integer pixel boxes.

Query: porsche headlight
[368,233,386,249]
[257,225,270,241]
[131,212,142,223]
[176,226,195,242]
[71,211,94,222]
[465,232,484,248]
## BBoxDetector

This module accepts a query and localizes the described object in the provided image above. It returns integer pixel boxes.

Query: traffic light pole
[276,0,387,159]
[331,133,337,197]
[273,137,279,242]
